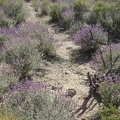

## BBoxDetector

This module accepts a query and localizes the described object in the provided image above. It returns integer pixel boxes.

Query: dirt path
[25,2,99,120]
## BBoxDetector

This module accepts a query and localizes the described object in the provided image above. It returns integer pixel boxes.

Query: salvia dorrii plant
[73,24,108,52]
[1,81,77,120]
[0,22,56,81]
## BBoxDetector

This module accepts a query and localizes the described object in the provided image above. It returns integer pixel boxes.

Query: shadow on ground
[70,49,93,65]
[72,89,103,118]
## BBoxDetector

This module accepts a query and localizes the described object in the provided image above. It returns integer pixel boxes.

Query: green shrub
[88,1,120,41]
[50,3,61,21]
[0,72,18,99]
[50,1,72,22]
[0,10,14,27]
[0,0,26,27]
[98,104,120,120]
[0,35,6,47]
[60,10,75,29]
[73,0,87,20]
[40,0,50,15]
[69,20,82,36]
[100,82,120,107]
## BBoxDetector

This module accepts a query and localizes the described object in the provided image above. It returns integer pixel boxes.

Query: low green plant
[98,104,120,120]
[0,107,22,120]
[100,82,120,107]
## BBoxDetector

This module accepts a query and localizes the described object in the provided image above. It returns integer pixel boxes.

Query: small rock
[65,70,71,74]
[81,118,86,120]
[83,76,88,80]
[66,88,76,97]
[51,86,62,91]
[66,47,72,50]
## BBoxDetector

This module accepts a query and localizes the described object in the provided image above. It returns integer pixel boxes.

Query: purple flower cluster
[1,81,47,102]
[73,24,108,51]
[0,27,18,35]
[97,73,120,84]
[0,22,55,53]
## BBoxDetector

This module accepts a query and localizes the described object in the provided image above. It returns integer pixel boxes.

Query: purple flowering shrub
[2,37,40,81]
[73,25,108,52]
[3,81,76,120]
[0,0,26,27]
[0,22,56,81]
[16,22,56,56]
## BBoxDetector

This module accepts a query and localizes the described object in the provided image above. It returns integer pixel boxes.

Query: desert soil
[24,2,100,120]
